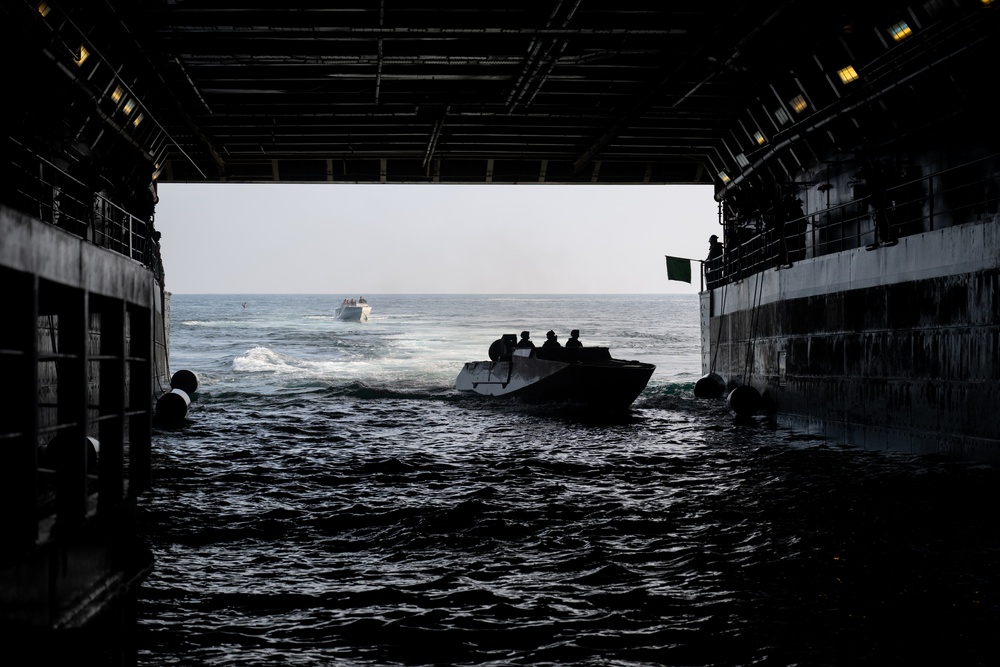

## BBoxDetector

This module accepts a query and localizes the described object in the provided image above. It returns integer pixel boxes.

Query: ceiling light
[133,113,144,127]
[736,153,750,168]
[887,21,913,41]
[837,66,860,84]
[123,99,136,115]
[775,108,790,125]
[753,131,766,145]
[790,95,808,113]
[112,86,124,103]
[37,2,51,17]
[718,171,731,184]
[74,45,89,66]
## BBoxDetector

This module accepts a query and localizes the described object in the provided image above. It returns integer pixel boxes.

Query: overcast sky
[155,183,719,294]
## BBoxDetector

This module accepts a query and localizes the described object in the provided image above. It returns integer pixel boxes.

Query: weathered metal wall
[0,203,169,656]
[705,217,1000,460]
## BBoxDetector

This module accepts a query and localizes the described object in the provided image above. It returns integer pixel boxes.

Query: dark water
[137,294,999,666]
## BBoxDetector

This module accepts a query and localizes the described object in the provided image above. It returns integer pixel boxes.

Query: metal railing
[709,152,1000,288]
[4,139,164,282]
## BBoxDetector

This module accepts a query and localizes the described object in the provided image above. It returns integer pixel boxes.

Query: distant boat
[335,297,372,322]
[456,334,655,410]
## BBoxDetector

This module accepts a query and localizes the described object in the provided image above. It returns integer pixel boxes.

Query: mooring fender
[156,387,191,424]
[171,369,199,395]
[43,435,100,472]
[727,385,761,418]
[694,372,727,398]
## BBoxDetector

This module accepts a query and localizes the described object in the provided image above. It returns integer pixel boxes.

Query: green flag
[665,256,692,283]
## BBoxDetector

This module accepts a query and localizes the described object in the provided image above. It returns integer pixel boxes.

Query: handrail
[4,138,164,283]
[708,152,1000,288]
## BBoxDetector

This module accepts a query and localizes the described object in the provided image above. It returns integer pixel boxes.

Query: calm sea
[137,294,999,666]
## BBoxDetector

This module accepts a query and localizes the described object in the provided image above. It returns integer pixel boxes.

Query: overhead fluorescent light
[887,21,913,41]
[736,153,750,168]
[75,45,89,66]
[790,95,808,113]
[837,66,860,84]
[38,2,51,17]
[718,171,731,184]
[123,99,136,115]
[753,131,766,145]
[112,86,124,103]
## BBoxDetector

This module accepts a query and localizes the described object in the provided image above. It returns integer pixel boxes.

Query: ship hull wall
[1,204,166,651]
[703,217,1000,460]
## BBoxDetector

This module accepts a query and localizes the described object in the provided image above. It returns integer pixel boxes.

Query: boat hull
[335,305,371,322]
[457,347,655,410]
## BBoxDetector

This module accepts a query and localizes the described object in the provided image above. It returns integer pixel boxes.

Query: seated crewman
[565,330,582,347]
[542,330,561,348]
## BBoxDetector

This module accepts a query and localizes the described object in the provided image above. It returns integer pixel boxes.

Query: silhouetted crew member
[779,194,806,263]
[566,330,582,347]
[708,234,723,259]
[542,330,561,348]
[706,234,724,288]
[517,331,535,348]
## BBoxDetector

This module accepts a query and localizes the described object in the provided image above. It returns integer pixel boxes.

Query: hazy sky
[155,183,719,294]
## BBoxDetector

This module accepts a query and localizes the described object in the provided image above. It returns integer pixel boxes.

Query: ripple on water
[140,393,1000,666]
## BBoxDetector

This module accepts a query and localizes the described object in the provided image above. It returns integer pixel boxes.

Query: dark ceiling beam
[570,2,794,175]
[100,1,814,185]
[505,0,582,113]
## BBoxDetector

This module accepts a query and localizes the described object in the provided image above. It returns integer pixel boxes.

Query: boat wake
[232,346,327,374]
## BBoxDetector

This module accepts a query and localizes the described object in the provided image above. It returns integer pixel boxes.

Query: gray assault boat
[456,334,655,410]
